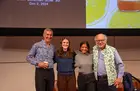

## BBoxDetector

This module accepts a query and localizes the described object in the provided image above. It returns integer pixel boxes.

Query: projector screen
[0,0,140,28]
[0,0,85,28]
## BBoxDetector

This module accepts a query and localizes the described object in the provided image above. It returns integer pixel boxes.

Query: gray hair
[94,33,108,41]
[43,28,53,36]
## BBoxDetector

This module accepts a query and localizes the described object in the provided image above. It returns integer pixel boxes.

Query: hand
[44,61,49,69]
[38,62,45,68]
[38,62,48,68]
[114,78,122,88]
[54,80,58,91]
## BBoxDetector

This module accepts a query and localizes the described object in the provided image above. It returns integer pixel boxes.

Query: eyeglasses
[95,39,105,42]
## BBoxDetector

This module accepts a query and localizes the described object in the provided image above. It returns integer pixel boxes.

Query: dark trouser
[97,75,117,91]
[35,68,54,91]
[57,73,76,91]
[78,72,96,91]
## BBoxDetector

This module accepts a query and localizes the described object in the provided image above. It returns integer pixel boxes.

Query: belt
[79,72,85,75]
[98,75,107,79]
[36,68,53,71]
[79,72,94,76]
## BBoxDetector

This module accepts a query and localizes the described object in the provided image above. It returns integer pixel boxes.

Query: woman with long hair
[75,41,96,91]
[55,38,76,91]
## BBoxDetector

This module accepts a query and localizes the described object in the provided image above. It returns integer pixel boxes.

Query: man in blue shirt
[92,33,124,91]
[26,28,55,91]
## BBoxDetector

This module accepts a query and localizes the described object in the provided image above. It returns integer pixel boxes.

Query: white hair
[94,33,108,41]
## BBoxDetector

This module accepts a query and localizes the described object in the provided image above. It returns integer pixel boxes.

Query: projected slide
[0,0,140,29]
[0,0,85,28]
[86,0,140,28]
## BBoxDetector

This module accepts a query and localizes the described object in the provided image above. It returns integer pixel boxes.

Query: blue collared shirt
[26,40,55,68]
[97,49,124,78]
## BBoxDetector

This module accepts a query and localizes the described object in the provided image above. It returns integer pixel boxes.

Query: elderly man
[92,33,124,91]
[26,28,55,91]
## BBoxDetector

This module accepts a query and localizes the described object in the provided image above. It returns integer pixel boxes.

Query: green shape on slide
[86,0,107,24]
[109,11,140,28]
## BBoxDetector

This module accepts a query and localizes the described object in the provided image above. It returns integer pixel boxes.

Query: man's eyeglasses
[95,39,105,42]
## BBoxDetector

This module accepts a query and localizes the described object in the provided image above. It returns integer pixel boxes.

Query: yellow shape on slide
[109,11,140,28]
[86,0,107,24]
